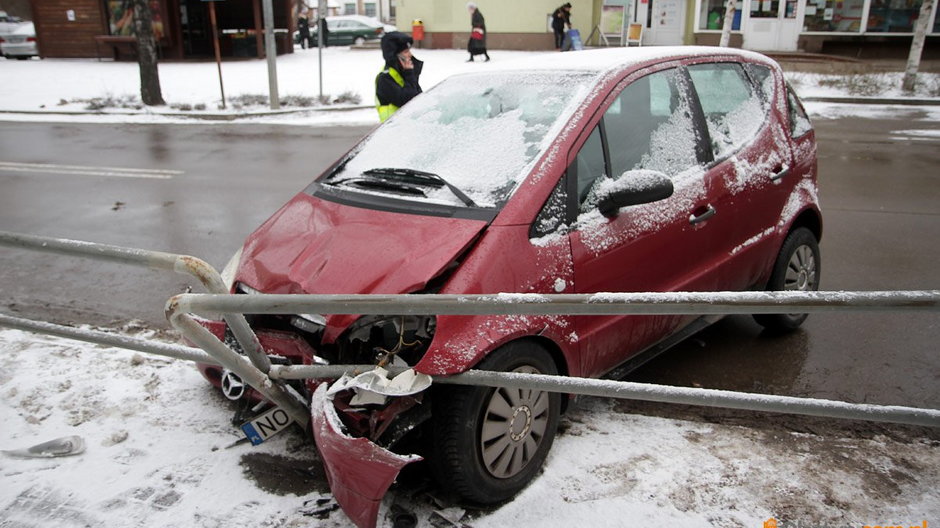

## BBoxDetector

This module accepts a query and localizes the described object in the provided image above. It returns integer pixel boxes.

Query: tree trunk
[719,0,737,48]
[901,0,934,92]
[132,0,165,106]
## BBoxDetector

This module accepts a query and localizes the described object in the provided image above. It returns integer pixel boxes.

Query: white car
[1,22,38,60]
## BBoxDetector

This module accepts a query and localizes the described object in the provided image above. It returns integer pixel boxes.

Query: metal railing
[0,230,309,426]
[2,230,939,429]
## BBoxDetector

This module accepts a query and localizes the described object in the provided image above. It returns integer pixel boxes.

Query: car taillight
[27,37,36,42]
[375,28,382,34]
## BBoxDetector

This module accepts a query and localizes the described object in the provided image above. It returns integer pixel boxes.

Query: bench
[94,35,137,61]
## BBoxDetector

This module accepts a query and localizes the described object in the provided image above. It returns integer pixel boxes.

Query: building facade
[394,0,938,56]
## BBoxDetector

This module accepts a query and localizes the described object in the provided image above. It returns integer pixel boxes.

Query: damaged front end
[195,307,441,528]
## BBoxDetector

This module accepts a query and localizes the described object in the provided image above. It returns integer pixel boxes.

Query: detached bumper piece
[310,384,422,528]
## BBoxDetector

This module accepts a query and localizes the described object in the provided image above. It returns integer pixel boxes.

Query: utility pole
[901,0,934,92]
[262,0,280,109]
[719,0,737,48]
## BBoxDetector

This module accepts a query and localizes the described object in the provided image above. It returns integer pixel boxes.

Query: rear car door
[684,61,799,291]
[567,65,725,378]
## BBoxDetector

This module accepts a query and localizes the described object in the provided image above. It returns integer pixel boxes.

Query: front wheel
[754,227,821,332]
[431,341,561,504]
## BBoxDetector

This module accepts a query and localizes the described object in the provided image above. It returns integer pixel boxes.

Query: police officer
[375,31,423,123]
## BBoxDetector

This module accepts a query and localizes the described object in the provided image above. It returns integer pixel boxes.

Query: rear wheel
[431,341,561,504]
[354,36,366,46]
[754,227,821,332]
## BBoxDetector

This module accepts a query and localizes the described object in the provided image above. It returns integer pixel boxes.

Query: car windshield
[323,71,595,208]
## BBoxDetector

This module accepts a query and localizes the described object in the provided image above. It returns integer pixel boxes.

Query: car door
[684,61,799,291]
[567,65,724,378]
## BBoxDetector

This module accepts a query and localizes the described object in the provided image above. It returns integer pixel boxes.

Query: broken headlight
[338,315,436,367]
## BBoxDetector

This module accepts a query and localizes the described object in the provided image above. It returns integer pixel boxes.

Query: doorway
[743,0,802,51]
[637,0,687,45]
[181,0,211,56]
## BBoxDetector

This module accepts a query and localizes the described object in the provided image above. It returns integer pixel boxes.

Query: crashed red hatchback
[198,47,821,527]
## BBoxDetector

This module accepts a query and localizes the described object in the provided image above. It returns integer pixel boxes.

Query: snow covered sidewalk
[1,46,939,126]
[1,327,937,527]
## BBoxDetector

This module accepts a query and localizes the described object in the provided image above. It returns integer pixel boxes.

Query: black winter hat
[381,31,414,64]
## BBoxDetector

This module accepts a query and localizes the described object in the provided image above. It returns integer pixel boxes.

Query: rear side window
[688,63,764,160]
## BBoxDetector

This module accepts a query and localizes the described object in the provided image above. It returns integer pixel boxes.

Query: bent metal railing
[2,231,939,428]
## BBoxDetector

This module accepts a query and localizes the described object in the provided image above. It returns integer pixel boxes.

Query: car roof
[327,15,381,26]
[478,46,776,77]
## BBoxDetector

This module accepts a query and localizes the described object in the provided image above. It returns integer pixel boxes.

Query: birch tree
[132,0,165,106]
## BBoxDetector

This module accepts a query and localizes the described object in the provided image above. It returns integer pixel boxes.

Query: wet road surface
[1,113,938,409]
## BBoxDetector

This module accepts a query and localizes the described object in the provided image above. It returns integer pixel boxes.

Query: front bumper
[311,384,422,528]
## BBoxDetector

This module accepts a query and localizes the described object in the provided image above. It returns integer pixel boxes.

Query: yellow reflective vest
[375,67,405,123]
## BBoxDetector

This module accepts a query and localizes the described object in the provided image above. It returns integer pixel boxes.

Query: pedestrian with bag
[551,2,571,50]
[466,2,490,62]
[375,31,423,123]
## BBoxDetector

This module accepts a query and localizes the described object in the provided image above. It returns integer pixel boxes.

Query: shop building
[395,0,938,56]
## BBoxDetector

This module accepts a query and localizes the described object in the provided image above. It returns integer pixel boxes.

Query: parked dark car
[196,46,821,528]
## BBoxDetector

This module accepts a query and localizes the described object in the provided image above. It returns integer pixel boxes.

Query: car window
[787,84,813,137]
[574,125,606,209]
[745,64,775,104]
[687,63,764,160]
[604,68,699,180]
[531,177,570,239]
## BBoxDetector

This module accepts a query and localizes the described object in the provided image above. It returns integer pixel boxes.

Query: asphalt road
[1,113,937,409]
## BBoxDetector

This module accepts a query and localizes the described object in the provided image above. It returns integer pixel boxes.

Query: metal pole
[208,0,226,109]
[268,365,940,428]
[172,290,940,318]
[318,0,326,99]
[0,312,220,365]
[262,0,280,109]
[0,231,271,375]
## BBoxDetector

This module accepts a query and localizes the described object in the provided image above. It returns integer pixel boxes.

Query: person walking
[375,31,423,123]
[466,2,490,62]
[297,11,310,49]
[551,2,572,51]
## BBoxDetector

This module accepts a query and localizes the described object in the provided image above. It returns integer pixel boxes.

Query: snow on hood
[235,192,487,301]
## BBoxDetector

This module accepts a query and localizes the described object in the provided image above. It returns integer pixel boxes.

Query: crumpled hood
[235,192,486,326]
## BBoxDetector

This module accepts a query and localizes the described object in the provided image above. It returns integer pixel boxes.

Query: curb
[0,104,375,121]
[801,96,940,106]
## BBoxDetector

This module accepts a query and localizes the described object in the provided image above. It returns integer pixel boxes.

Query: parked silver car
[1,22,38,59]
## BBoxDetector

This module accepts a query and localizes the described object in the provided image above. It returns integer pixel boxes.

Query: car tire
[754,227,820,332]
[354,36,365,46]
[430,340,561,504]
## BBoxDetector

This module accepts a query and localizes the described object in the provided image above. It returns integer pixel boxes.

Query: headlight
[341,314,437,367]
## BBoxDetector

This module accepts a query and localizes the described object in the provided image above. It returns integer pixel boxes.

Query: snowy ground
[2,46,940,527]
[1,327,938,528]
[1,46,939,127]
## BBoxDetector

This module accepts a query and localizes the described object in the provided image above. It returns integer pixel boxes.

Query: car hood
[235,193,487,323]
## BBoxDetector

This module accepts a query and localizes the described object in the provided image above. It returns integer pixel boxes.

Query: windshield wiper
[362,168,478,208]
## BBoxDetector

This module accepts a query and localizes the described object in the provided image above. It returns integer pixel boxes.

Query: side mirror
[597,170,674,217]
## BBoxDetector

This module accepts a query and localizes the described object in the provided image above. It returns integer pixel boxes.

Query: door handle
[770,164,790,182]
[689,204,716,225]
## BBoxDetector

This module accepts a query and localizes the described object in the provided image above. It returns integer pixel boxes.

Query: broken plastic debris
[326,367,432,406]
[2,435,86,458]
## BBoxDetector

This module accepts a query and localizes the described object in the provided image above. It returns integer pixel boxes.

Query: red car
[198,46,820,527]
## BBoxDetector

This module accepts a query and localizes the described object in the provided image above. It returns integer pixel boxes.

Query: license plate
[240,406,294,445]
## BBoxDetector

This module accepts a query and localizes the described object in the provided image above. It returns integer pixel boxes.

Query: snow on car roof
[479,46,776,76]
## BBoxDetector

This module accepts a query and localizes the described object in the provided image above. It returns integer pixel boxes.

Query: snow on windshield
[330,72,595,208]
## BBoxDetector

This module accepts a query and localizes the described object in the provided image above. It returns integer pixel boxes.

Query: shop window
[867,0,924,32]
[698,0,741,30]
[688,63,764,160]
[107,0,165,39]
[803,0,865,31]
[750,0,780,18]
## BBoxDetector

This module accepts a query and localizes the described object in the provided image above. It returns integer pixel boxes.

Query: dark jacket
[298,16,310,38]
[552,7,570,32]
[469,9,487,53]
[376,32,423,109]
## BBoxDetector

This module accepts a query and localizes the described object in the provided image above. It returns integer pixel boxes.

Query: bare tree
[902,0,935,92]
[131,0,165,106]
[719,0,737,47]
